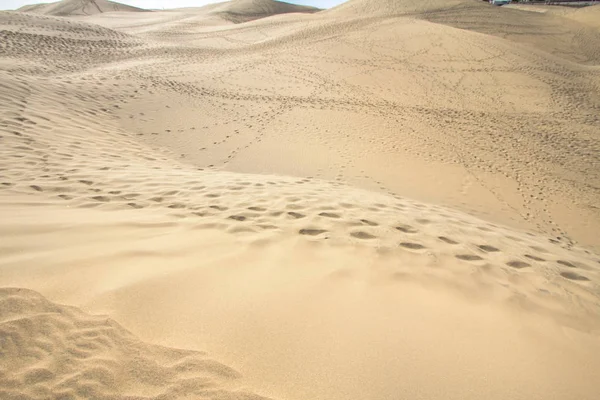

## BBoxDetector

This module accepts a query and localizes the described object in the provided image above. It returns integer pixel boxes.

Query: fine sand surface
[1,1,600,399]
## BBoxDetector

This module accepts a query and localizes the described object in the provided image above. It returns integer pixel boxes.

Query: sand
[17,0,146,15]
[1,0,600,399]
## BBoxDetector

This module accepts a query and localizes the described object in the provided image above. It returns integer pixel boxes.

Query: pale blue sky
[1,0,347,11]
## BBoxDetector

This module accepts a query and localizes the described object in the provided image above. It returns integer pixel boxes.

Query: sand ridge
[1,1,600,399]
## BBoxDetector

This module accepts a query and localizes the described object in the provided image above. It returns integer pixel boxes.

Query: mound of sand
[566,4,600,29]
[18,0,146,16]
[209,0,321,23]
[0,287,269,400]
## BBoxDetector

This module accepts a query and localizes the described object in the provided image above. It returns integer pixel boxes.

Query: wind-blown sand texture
[1,0,600,399]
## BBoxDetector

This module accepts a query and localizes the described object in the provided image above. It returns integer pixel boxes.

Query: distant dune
[209,0,321,23]
[18,0,147,16]
[17,0,320,23]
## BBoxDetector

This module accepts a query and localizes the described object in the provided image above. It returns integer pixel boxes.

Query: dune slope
[326,0,475,16]
[566,4,600,29]
[421,3,600,64]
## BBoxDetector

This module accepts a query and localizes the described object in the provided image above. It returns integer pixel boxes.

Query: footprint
[91,196,110,202]
[248,207,266,212]
[530,245,548,253]
[287,212,305,219]
[400,242,426,250]
[557,260,577,268]
[299,229,327,236]
[258,224,278,230]
[560,271,589,281]
[525,254,545,262]
[351,231,376,240]
[438,236,459,245]
[228,215,247,222]
[229,226,256,234]
[168,204,186,209]
[478,245,500,253]
[396,225,417,234]
[456,254,483,261]
[128,203,144,209]
[210,205,228,211]
[30,185,43,192]
[506,261,531,269]
[319,212,341,219]
[360,219,378,226]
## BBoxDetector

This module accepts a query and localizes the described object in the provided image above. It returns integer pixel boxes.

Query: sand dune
[210,0,320,23]
[1,1,600,400]
[421,2,600,64]
[18,0,146,16]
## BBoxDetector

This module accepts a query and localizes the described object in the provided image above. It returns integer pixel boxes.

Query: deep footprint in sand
[400,242,426,250]
[456,254,483,261]
[396,225,417,234]
[506,260,531,269]
[351,231,377,240]
[299,228,327,236]
[560,271,590,281]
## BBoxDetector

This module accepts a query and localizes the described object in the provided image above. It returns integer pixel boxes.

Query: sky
[1,0,347,11]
